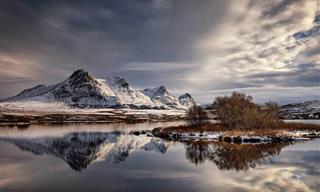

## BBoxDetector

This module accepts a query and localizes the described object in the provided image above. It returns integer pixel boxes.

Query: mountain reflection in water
[1,131,293,171]
[1,132,172,171]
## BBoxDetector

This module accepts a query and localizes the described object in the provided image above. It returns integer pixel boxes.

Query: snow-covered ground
[0,100,187,124]
[281,100,320,119]
[163,130,319,143]
[0,100,71,112]
[0,100,186,115]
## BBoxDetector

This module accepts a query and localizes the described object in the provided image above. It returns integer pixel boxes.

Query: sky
[0,0,319,104]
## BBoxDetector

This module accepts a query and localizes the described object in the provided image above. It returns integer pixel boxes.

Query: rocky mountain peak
[157,85,167,93]
[178,93,195,107]
[68,69,96,84]
[107,76,129,88]
[179,93,192,99]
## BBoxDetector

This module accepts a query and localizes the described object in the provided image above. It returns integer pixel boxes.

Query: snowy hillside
[281,100,320,119]
[1,69,195,110]
[142,86,188,109]
[4,69,118,108]
[178,93,195,108]
[105,76,155,108]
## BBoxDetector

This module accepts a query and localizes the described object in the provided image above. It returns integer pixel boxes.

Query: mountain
[178,93,195,108]
[1,132,170,171]
[2,69,194,109]
[142,86,184,109]
[280,100,320,119]
[4,69,118,108]
[105,76,155,108]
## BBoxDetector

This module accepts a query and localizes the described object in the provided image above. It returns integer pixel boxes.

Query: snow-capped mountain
[2,69,195,109]
[142,86,184,109]
[105,76,155,108]
[0,132,170,171]
[280,100,320,119]
[178,93,195,108]
[4,69,118,108]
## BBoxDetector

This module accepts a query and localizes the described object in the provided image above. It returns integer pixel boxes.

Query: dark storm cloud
[0,0,228,97]
[0,0,227,63]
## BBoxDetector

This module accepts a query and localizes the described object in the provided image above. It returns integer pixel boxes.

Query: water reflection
[185,141,291,171]
[1,132,170,171]
[0,131,296,172]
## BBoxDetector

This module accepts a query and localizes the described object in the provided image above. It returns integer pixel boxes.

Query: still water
[0,121,319,192]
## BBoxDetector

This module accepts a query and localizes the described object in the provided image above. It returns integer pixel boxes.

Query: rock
[233,136,242,144]
[133,131,140,136]
[223,137,232,143]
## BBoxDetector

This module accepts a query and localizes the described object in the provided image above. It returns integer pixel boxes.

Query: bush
[212,92,282,130]
[186,105,208,127]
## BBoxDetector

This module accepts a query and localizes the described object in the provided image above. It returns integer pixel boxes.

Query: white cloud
[187,0,319,91]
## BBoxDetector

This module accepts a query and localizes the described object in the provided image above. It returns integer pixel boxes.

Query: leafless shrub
[186,105,208,127]
[212,92,282,130]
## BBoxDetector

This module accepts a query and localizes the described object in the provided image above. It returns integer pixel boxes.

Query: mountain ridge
[280,100,320,119]
[2,69,194,110]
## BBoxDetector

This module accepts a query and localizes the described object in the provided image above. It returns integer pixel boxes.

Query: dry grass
[153,122,320,137]
[278,122,320,131]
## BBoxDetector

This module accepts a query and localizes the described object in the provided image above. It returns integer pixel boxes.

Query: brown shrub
[212,92,282,130]
[186,105,208,127]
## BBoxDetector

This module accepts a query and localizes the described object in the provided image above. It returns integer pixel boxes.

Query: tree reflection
[185,141,291,171]
[185,142,210,165]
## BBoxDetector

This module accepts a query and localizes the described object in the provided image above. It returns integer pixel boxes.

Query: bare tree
[187,105,208,127]
[262,101,282,129]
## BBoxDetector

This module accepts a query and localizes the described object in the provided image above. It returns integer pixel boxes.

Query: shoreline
[0,108,188,125]
[152,122,320,144]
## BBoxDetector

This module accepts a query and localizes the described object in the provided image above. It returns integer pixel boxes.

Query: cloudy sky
[0,0,319,104]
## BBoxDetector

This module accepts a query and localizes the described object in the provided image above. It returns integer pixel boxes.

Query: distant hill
[280,100,320,119]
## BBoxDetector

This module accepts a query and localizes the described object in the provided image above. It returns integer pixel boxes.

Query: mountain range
[2,69,195,110]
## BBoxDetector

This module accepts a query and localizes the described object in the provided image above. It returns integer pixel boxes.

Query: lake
[0,121,319,192]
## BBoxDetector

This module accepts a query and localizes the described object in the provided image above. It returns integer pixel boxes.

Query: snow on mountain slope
[4,69,118,108]
[47,69,117,107]
[178,93,195,108]
[142,86,184,109]
[281,100,320,119]
[105,76,155,108]
[11,84,58,100]
[2,69,195,110]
